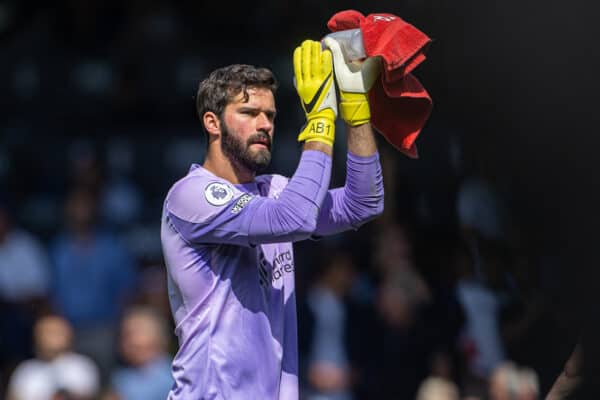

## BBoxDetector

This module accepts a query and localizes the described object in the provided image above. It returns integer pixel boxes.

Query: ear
[203,111,221,138]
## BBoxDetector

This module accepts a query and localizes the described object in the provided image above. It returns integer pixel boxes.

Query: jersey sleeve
[166,150,332,247]
[313,151,384,237]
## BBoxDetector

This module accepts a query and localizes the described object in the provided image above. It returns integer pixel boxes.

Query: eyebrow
[238,106,277,119]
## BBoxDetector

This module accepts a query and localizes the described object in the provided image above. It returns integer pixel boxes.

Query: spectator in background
[455,145,511,250]
[488,361,540,400]
[106,306,173,400]
[367,268,435,399]
[130,256,173,331]
[372,222,420,277]
[67,140,105,197]
[371,223,433,316]
[415,376,460,400]
[101,138,143,230]
[361,222,441,399]
[518,367,540,400]
[49,186,137,377]
[456,172,509,245]
[371,223,432,332]
[302,248,357,400]
[0,196,52,384]
[454,238,508,396]
[454,149,517,395]
[7,314,100,400]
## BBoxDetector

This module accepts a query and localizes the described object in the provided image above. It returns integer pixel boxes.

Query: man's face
[34,316,73,360]
[120,314,163,367]
[220,87,276,174]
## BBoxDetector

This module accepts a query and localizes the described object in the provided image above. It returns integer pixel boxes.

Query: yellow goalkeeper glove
[322,36,382,126]
[293,40,337,146]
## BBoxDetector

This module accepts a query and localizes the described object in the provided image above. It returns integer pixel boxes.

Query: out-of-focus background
[1,0,599,399]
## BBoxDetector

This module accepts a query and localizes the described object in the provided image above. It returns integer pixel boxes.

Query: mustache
[247,132,272,149]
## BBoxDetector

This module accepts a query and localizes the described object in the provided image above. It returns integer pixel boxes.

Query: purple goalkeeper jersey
[161,150,383,399]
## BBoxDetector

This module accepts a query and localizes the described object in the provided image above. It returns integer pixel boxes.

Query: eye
[240,109,257,116]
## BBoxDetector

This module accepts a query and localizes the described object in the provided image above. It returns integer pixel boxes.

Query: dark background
[1,0,599,397]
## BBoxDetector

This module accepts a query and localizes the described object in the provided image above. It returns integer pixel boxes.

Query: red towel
[327,10,433,158]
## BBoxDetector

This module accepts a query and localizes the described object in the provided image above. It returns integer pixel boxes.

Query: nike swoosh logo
[303,71,333,113]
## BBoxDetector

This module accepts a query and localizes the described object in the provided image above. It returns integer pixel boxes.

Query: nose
[256,112,273,133]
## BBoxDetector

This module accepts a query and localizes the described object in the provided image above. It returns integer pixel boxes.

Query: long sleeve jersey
[161,150,383,399]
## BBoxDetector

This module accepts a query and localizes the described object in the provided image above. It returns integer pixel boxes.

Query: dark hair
[196,64,278,126]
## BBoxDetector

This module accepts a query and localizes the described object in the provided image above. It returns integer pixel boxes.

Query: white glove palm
[322,36,382,126]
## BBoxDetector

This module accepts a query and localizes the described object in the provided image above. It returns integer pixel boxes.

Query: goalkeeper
[160,37,384,399]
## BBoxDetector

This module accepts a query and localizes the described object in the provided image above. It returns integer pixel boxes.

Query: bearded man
[160,38,383,399]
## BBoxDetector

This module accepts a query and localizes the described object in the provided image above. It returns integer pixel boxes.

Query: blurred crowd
[0,161,174,400]
[0,0,582,399]
[0,135,572,399]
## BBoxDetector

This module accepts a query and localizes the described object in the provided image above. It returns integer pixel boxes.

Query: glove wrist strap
[340,92,371,126]
[298,112,336,146]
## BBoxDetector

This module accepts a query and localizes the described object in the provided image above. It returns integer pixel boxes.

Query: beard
[220,121,272,174]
